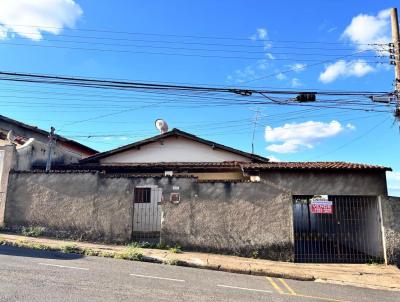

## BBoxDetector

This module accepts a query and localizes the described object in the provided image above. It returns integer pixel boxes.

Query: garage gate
[293,195,385,263]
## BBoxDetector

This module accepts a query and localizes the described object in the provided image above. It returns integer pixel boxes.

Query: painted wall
[260,170,388,196]
[100,136,252,163]
[15,139,83,170]
[0,145,15,227]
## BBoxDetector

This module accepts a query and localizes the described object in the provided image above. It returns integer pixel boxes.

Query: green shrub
[164,258,180,265]
[252,250,260,259]
[115,247,143,261]
[83,248,100,256]
[128,241,168,250]
[169,245,182,254]
[61,244,82,254]
[21,226,45,237]
[99,251,115,258]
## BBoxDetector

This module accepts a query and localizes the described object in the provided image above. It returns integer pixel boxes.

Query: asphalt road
[0,246,399,302]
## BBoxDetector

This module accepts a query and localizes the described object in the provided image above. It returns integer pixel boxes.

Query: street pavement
[0,245,398,302]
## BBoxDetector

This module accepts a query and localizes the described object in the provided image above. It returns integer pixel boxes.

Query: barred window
[134,188,151,203]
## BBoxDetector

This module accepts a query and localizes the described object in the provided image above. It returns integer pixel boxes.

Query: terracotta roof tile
[56,161,391,171]
[240,162,391,171]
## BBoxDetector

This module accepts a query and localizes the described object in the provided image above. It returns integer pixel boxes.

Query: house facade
[2,127,399,264]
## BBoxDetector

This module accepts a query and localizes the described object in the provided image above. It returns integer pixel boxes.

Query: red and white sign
[310,199,333,214]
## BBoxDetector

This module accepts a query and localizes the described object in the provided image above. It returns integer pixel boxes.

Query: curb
[0,237,315,282]
[156,259,315,281]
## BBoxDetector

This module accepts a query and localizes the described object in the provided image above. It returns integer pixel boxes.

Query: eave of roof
[80,128,269,163]
[0,114,98,154]
[56,161,391,172]
[241,161,391,171]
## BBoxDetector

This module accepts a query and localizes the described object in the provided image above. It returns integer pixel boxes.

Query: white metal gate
[132,186,162,243]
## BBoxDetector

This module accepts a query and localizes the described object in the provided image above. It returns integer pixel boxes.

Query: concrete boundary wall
[161,180,294,260]
[4,172,295,260]
[4,172,191,243]
[381,196,400,265]
[3,170,398,263]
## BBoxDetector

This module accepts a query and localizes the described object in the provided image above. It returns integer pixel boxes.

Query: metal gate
[132,186,162,244]
[293,195,384,263]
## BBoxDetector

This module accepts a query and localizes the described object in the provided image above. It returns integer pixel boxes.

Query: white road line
[217,284,273,294]
[38,263,89,271]
[129,273,185,282]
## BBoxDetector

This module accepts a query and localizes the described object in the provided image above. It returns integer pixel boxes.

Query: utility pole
[391,8,400,116]
[45,127,55,172]
[251,109,260,154]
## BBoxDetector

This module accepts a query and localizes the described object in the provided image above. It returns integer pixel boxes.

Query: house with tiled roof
[2,125,399,265]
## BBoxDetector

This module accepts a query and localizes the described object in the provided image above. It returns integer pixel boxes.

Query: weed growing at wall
[169,245,182,254]
[163,258,182,265]
[115,247,143,261]
[21,226,45,237]
[128,241,181,253]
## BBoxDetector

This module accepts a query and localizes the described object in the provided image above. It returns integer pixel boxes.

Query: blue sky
[0,0,399,195]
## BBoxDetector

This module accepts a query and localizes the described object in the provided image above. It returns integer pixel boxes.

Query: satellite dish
[155,119,169,134]
[6,130,15,144]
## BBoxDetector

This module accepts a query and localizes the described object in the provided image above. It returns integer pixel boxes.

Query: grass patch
[60,244,82,254]
[99,251,115,258]
[169,245,182,254]
[127,241,166,249]
[83,248,100,256]
[163,258,185,266]
[128,241,182,253]
[21,226,45,237]
[115,247,143,261]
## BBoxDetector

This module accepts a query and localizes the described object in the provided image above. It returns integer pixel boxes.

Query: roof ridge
[80,128,269,163]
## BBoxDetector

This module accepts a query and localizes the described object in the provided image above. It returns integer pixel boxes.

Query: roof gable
[81,128,269,163]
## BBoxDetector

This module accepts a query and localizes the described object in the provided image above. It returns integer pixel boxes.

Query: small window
[134,188,151,203]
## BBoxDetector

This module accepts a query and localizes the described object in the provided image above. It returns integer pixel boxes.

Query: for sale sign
[310,199,333,214]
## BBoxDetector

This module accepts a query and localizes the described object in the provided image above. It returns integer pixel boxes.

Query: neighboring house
[0,115,97,228]
[2,127,400,264]
[0,114,97,170]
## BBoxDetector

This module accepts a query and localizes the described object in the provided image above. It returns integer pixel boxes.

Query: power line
[0,70,391,96]
[4,23,388,45]
[0,41,387,62]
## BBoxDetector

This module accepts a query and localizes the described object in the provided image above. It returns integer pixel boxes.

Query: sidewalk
[0,233,399,291]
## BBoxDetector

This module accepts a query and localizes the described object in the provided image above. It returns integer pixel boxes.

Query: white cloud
[231,66,257,83]
[319,59,374,83]
[267,155,281,162]
[288,63,306,72]
[257,28,267,39]
[0,0,83,41]
[276,73,286,80]
[265,53,275,60]
[291,78,301,88]
[265,120,354,153]
[228,27,273,83]
[327,27,337,33]
[257,59,268,70]
[387,171,400,196]
[342,8,391,50]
